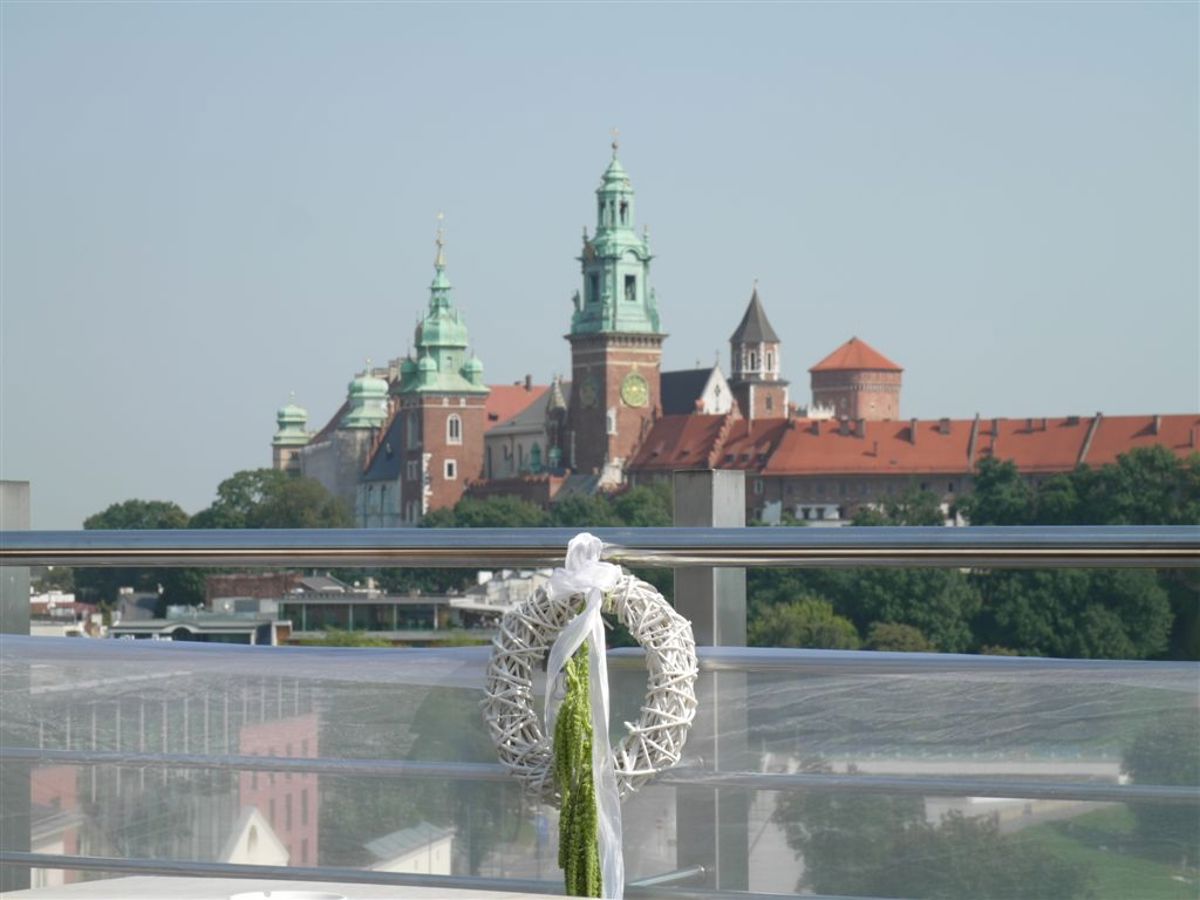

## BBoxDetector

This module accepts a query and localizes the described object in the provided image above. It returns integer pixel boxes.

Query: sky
[1,2,1197,530]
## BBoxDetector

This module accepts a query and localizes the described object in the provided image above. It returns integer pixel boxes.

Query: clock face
[579,377,598,409]
[621,372,649,408]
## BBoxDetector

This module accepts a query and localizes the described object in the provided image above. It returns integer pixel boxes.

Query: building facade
[566,141,664,482]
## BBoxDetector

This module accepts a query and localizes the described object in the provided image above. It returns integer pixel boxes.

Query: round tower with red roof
[809,337,903,421]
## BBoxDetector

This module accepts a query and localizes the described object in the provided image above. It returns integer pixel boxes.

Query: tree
[835,569,980,654]
[75,499,202,608]
[960,457,1033,525]
[865,622,933,652]
[1122,713,1200,865]
[775,772,1092,898]
[748,597,861,649]
[885,811,1091,898]
[975,568,1172,659]
[191,469,351,529]
[852,485,945,526]
[774,761,924,895]
[422,496,548,529]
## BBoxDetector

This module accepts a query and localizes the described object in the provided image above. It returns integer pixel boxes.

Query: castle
[273,144,1198,525]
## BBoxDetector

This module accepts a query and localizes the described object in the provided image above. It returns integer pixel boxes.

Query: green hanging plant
[554,641,601,897]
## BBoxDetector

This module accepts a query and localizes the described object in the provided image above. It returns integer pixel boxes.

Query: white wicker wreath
[484,569,699,803]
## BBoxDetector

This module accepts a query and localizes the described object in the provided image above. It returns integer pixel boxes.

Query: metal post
[0,481,31,892]
[671,471,748,891]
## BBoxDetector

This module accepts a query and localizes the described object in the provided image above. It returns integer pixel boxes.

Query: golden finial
[434,212,446,268]
[610,126,620,157]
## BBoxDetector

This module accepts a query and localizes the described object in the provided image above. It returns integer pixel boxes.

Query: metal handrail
[2,525,1198,568]
[3,748,1194,805]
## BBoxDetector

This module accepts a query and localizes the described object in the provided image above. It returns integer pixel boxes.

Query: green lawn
[1021,807,1198,900]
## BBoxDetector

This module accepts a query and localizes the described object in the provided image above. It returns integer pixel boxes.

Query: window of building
[765,395,774,413]
[589,273,600,304]
[447,414,462,444]
[301,789,308,826]
[444,459,457,480]
[766,351,774,371]
[606,408,617,435]
[948,482,955,493]
[624,274,636,301]
[285,793,293,829]
[619,199,628,224]
[301,838,308,865]
[749,351,758,370]
[753,479,764,495]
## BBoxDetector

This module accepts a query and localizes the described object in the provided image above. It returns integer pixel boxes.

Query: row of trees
[71,469,352,611]
[751,448,1198,660]
[65,447,1197,659]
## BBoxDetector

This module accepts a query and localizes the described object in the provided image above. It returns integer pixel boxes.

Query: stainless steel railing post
[672,470,749,891]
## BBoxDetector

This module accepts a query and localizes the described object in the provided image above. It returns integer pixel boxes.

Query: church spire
[569,137,661,336]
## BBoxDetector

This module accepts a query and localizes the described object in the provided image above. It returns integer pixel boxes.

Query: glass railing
[2,526,1198,899]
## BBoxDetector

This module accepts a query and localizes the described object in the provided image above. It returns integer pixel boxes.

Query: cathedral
[273,144,1197,526]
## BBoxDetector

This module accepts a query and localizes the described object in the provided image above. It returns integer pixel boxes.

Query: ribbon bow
[545,533,625,900]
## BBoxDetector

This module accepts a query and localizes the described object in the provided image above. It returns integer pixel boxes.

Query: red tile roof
[628,413,1198,481]
[713,418,792,470]
[485,384,548,432]
[810,337,902,373]
[629,415,729,471]
[1078,414,1200,467]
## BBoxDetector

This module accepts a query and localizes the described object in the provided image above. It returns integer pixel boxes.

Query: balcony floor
[7,876,568,900]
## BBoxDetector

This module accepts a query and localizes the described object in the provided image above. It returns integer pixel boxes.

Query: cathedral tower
[566,139,664,477]
[393,222,489,519]
[729,285,788,419]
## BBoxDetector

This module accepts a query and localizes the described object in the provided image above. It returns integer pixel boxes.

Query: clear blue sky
[2,2,1196,529]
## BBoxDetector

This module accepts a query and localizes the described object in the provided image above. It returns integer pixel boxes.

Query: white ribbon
[544,533,625,900]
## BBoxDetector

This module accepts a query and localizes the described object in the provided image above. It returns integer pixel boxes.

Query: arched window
[447,414,462,445]
[749,351,758,371]
[766,351,774,372]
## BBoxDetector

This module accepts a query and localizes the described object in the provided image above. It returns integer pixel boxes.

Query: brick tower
[729,284,789,419]
[566,139,664,480]
[809,336,903,421]
[392,223,489,520]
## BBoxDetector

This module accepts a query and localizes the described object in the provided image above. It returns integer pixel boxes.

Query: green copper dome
[570,140,662,337]
[463,353,484,386]
[342,368,389,429]
[273,396,311,446]
[396,220,489,396]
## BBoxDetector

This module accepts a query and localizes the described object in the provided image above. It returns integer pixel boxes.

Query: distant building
[367,823,455,876]
[729,287,788,420]
[631,412,1200,524]
[809,336,903,421]
[271,140,1196,524]
[661,364,733,416]
[109,605,291,645]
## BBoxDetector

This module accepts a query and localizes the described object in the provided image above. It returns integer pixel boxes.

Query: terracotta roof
[485,384,548,432]
[730,289,780,344]
[759,414,1199,477]
[809,337,902,373]
[628,415,729,471]
[1076,414,1200,467]
[713,418,792,470]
